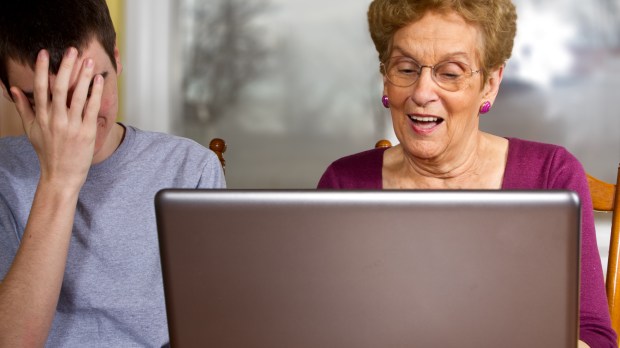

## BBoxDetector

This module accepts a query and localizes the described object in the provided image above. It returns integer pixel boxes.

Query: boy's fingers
[10,87,35,131]
[51,47,77,117]
[33,49,50,119]
[68,58,95,121]
[83,74,103,128]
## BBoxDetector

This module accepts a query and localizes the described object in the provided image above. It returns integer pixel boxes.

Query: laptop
[155,190,580,348]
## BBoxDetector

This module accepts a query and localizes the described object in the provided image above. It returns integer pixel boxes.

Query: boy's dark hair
[0,0,117,89]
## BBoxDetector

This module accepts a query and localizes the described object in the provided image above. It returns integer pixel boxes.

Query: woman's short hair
[368,0,517,80]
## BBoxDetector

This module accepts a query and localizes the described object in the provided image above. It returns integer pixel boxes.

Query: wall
[122,0,172,133]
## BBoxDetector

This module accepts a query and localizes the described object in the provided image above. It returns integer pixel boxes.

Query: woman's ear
[383,74,389,96]
[482,65,504,104]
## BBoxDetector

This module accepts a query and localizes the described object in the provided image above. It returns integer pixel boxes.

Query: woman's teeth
[409,115,440,122]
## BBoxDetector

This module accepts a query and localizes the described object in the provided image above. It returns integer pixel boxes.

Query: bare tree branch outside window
[182,0,271,132]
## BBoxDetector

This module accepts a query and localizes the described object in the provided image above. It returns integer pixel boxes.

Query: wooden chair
[588,166,620,341]
[374,139,620,340]
[209,138,227,171]
[375,139,392,149]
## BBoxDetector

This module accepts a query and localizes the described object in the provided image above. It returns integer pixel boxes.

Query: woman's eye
[438,72,460,80]
[396,65,419,75]
[436,62,467,80]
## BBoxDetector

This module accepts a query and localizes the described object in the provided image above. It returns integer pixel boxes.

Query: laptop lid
[155,190,580,348]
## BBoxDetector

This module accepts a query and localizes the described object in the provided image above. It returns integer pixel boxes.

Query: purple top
[318,137,617,348]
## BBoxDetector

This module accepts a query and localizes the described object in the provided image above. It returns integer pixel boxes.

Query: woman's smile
[408,113,444,134]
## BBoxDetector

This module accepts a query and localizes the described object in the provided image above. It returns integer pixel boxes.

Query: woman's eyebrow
[392,46,471,61]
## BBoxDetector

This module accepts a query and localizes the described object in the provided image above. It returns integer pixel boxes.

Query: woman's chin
[402,141,446,160]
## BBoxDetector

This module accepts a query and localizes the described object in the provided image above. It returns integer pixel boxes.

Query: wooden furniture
[374,138,620,342]
[588,167,620,342]
[209,138,226,171]
[375,139,392,149]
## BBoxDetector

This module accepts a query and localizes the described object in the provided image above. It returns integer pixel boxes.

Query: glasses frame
[380,56,481,92]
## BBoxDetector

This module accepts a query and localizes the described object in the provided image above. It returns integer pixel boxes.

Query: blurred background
[168,0,620,190]
[0,0,619,267]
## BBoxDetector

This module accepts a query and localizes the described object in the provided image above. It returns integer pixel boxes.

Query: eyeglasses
[381,56,481,92]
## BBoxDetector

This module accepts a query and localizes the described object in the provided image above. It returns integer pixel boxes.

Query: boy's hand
[10,48,103,190]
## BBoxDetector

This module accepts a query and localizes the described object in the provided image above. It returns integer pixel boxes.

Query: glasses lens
[433,61,470,91]
[386,58,421,87]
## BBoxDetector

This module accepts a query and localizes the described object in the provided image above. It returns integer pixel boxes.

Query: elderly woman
[317,0,616,346]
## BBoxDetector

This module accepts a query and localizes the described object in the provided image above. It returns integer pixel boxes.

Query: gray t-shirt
[0,124,226,347]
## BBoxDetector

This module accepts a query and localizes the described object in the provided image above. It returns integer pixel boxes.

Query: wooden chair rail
[375,139,392,149]
[588,174,617,211]
[588,165,620,344]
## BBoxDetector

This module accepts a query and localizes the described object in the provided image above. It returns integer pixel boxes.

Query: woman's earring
[479,101,491,114]
[381,95,390,109]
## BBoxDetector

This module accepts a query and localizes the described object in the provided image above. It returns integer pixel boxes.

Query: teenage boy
[0,1,225,346]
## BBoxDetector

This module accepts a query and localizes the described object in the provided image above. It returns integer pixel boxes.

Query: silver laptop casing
[155,190,580,348]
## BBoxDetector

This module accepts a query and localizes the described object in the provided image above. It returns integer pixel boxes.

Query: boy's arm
[0,48,103,347]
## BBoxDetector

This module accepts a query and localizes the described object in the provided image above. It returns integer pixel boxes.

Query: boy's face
[3,38,122,161]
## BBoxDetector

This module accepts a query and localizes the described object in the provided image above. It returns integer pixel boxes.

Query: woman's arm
[549,148,617,347]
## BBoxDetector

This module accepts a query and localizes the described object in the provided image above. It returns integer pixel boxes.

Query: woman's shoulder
[317,148,386,189]
[507,136,569,153]
[330,147,386,168]
[507,137,580,165]
[504,137,584,189]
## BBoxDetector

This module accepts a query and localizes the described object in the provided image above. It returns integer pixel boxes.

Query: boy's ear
[1,82,14,102]
[114,45,123,76]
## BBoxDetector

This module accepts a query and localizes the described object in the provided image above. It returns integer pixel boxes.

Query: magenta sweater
[318,137,617,348]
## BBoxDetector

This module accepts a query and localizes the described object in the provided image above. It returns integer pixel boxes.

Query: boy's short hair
[0,0,117,89]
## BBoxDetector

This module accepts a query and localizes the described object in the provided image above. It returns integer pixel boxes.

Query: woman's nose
[409,68,438,106]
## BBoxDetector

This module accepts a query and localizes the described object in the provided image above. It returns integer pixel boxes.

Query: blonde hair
[368,0,517,81]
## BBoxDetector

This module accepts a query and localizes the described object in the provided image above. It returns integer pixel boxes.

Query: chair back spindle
[588,166,620,343]
[209,138,226,172]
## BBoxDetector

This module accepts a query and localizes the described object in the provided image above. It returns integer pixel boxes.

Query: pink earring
[479,101,491,114]
[381,95,389,108]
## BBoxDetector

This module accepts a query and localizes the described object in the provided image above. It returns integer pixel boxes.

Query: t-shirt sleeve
[549,148,617,347]
[197,150,226,189]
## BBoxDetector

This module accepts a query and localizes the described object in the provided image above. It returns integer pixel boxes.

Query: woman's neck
[382,132,508,189]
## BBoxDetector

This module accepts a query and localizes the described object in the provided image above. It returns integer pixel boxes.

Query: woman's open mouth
[408,114,444,131]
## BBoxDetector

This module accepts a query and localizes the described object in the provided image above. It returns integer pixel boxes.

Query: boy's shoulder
[130,125,204,148]
[125,125,220,165]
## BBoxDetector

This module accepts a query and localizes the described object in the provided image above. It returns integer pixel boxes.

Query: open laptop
[155,190,580,348]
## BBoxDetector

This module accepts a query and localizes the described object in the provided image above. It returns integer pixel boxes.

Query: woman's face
[384,11,502,162]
